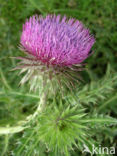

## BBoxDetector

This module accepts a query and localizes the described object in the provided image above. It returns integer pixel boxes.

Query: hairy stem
[30,77,47,119]
[0,79,47,135]
[32,91,47,119]
[1,134,9,156]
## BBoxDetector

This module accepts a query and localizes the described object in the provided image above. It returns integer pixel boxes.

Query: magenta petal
[21,15,95,66]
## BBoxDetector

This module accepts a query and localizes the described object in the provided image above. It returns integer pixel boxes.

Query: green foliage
[0,66,117,155]
[0,0,117,155]
[36,106,117,155]
[9,104,117,156]
[77,65,117,106]
[37,106,87,155]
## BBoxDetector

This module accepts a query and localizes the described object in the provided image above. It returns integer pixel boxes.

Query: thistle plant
[0,14,117,156]
[15,14,95,122]
[17,14,95,93]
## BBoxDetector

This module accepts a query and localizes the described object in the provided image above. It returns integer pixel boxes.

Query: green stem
[0,90,47,135]
[1,134,9,156]
[27,77,47,120]
[0,78,47,135]
[0,126,28,135]
[30,91,47,119]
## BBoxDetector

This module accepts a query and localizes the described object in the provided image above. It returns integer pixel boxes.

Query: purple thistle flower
[20,14,95,66]
[17,14,95,92]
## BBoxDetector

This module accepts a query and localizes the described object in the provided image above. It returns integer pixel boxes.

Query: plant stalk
[31,91,47,119]
[0,79,47,134]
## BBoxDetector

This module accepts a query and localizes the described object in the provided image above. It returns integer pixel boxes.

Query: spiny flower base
[15,50,84,94]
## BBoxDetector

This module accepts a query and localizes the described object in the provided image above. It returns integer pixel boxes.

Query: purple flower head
[21,14,95,66]
[17,14,95,92]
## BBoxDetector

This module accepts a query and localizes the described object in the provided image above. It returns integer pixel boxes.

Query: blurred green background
[0,0,117,155]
